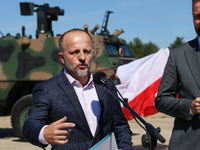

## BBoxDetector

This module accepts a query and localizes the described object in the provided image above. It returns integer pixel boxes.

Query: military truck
[0,3,134,141]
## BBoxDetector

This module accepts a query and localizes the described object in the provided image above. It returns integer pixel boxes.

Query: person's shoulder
[170,37,198,54]
[35,70,65,89]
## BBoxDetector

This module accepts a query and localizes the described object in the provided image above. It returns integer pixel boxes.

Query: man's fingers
[55,129,72,136]
[195,97,200,102]
[56,135,68,140]
[196,106,200,111]
[51,138,69,145]
[51,117,75,130]
[53,116,67,125]
[56,139,69,145]
[57,123,75,130]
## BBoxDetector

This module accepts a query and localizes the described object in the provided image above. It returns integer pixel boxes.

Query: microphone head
[93,71,107,85]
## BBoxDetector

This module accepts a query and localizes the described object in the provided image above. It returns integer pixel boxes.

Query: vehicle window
[104,42,133,57]
[104,42,120,56]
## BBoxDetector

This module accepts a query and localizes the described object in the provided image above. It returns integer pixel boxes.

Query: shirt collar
[198,36,200,51]
[64,68,94,87]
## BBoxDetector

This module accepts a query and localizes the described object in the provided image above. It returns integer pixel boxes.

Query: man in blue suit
[23,28,133,150]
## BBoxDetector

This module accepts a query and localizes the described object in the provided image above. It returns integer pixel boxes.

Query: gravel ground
[0,113,173,150]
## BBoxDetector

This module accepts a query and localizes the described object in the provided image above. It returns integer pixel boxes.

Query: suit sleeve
[109,82,133,150]
[155,50,193,121]
[23,83,50,148]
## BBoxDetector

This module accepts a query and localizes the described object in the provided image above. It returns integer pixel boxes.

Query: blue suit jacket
[23,70,133,150]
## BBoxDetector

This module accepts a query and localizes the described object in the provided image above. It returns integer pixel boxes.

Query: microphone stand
[103,83,166,150]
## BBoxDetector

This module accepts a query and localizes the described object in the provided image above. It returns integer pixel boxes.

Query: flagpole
[103,83,166,150]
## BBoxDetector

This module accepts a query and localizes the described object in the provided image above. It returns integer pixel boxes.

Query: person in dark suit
[155,0,200,149]
[22,28,133,150]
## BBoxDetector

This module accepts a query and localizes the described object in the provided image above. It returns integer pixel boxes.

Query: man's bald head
[59,28,93,53]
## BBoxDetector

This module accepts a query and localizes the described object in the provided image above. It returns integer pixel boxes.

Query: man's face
[193,1,200,36]
[59,31,94,79]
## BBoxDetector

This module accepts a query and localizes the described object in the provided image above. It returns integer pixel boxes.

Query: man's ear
[58,52,65,64]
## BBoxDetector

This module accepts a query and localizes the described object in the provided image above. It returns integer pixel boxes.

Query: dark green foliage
[168,37,185,50]
[128,37,159,58]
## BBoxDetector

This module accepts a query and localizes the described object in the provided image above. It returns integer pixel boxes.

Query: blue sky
[0,0,196,49]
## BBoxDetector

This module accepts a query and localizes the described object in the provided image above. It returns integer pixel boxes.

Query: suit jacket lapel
[57,71,91,134]
[185,37,200,89]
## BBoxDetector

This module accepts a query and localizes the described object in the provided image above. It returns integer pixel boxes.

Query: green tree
[128,37,159,58]
[168,37,184,50]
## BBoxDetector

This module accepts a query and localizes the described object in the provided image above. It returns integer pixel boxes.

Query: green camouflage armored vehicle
[0,3,134,141]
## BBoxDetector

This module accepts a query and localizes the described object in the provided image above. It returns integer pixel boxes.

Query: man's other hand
[191,97,200,114]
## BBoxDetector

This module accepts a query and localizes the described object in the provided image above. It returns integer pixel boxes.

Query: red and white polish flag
[116,48,169,120]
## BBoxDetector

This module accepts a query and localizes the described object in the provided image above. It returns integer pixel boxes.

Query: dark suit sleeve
[23,83,51,147]
[155,49,193,121]
[109,82,133,149]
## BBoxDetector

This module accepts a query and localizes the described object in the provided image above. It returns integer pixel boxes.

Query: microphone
[93,71,111,85]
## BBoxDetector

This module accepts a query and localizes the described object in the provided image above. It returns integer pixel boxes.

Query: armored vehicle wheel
[11,94,32,141]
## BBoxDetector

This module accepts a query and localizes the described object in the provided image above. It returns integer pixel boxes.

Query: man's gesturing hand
[43,116,75,145]
[191,97,200,114]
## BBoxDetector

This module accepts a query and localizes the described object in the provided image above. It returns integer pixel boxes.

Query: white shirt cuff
[190,108,194,120]
[39,125,49,145]
[190,108,194,115]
